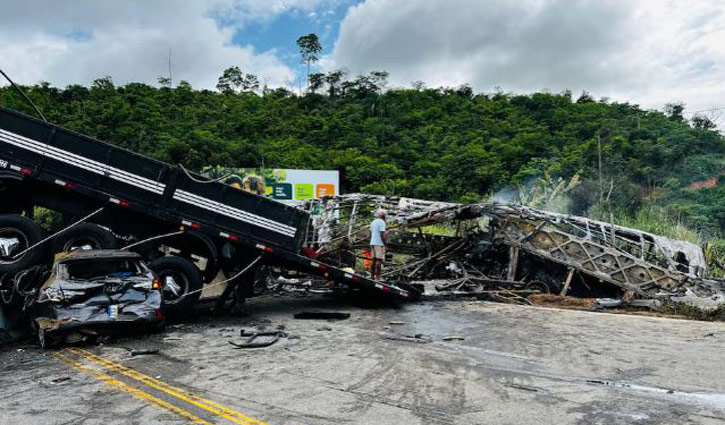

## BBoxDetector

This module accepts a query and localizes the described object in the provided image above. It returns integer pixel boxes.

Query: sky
[1,0,724,116]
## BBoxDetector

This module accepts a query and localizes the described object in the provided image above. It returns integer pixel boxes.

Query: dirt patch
[527,294,596,310]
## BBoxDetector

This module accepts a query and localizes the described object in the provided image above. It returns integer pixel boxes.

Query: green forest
[1,70,724,245]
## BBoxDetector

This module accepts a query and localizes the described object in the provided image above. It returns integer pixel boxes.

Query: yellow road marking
[54,352,213,425]
[68,348,269,425]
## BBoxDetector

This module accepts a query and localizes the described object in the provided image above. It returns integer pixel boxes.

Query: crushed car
[31,250,164,347]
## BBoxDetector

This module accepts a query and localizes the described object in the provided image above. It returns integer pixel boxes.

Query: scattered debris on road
[384,333,433,343]
[229,329,287,349]
[130,348,160,356]
[293,311,350,320]
[442,335,466,341]
[50,376,71,384]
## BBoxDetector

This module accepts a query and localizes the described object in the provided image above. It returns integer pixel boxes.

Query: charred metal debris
[300,194,725,308]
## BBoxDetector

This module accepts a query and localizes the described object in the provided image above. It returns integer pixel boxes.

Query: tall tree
[576,90,594,103]
[324,69,347,98]
[296,33,322,89]
[665,102,685,122]
[216,67,259,94]
[692,114,717,130]
[241,73,260,92]
[308,73,325,94]
[411,80,426,91]
[216,66,244,94]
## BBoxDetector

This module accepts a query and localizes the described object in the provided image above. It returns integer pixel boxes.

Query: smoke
[489,173,581,214]
[491,187,518,204]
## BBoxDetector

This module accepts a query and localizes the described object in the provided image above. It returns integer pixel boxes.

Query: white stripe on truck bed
[0,129,165,194]
[174,190,297,237]
[0,128,297,238]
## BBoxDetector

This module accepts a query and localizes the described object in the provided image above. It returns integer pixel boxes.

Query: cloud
[0,1,307,89]
[4,0,723,114]
[211,0,335,27]
[331,0,725,111]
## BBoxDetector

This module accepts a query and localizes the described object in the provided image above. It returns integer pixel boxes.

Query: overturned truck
[305,195,725,308]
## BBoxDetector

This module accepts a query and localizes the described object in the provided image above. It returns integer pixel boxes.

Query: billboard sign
[202,167,339,203]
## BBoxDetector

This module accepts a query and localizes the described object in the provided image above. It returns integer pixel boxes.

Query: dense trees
[1,74,724,237]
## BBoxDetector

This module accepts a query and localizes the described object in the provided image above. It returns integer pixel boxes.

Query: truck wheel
[149,256,203,318]
[0,214,47,274]
[52,223,118,253]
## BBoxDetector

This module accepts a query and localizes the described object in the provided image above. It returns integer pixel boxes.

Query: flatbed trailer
[0,107,414,312]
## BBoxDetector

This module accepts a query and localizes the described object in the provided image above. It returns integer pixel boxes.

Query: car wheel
[0,214,47,274]
[52,223,118,253]
[149,256,203,318]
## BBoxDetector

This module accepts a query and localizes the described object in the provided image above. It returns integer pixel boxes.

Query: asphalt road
[1,296,725,425]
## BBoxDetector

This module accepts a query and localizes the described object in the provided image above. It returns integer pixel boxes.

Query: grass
[656,301,725,322]
[617,206,702,244]
[587,203,703,244]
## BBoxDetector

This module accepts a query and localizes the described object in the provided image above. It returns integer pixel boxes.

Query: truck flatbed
[0,107,413,301]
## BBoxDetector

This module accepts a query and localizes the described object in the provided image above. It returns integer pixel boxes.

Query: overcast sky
[1,0,723,114]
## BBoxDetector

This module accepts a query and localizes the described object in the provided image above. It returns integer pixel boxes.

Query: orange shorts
[371,245,386,259]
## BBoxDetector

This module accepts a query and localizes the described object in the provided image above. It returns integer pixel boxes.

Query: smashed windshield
[63,259,145,280]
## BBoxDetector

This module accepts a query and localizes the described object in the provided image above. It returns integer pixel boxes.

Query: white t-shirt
[370,218,386,246]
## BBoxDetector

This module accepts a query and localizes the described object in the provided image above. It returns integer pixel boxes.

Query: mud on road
[2,296,725,425]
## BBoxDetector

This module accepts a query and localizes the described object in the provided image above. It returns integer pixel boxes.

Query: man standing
[370,209,387,280]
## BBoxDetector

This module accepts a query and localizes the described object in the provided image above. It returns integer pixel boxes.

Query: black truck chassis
[0,107,412,302]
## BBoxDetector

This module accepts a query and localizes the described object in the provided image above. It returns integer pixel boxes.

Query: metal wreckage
[300,194,725,309]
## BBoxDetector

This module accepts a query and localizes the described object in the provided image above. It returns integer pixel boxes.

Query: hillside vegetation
[1,77,724,241]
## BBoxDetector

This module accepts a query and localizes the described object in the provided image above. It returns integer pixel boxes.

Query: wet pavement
[1,295,725,424]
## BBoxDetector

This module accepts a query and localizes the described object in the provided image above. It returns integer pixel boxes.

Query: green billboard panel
[295,183,314,200]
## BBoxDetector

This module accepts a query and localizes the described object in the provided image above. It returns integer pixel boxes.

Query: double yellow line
[56,348,270,425]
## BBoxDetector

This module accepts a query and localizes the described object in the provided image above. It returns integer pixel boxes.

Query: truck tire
[0,214,47,274]
[149,256,203,318]
[52,223,118,253]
